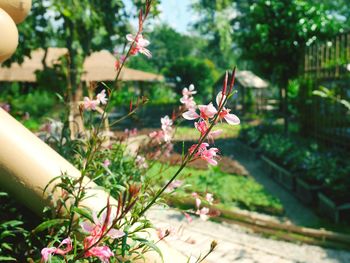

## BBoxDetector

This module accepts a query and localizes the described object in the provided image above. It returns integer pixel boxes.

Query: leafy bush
[258,134,295,163]
[110,82,177,107]
[0,191,36,261]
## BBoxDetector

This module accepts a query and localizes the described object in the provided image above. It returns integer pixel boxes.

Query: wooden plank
[167,196,350,245]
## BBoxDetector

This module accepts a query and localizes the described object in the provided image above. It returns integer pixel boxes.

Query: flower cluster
[127,34,152,58]
[180,84,197,110]
[149,115,174,143]
[41,206,125,263]
[189,143,219,165]
[83,89,108,111]
[81,209,125,262]
[180,78,240,166]
[41,238,72,262]
[191,192,215,221]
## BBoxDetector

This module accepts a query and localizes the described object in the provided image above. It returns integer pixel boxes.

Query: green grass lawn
[174,123,241,141]
[147,162,283,215]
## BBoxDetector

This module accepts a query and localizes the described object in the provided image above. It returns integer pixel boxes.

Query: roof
[235,70,269,89]
[82,50,164,82]
[0,48,164,83]
[216,70,269,89]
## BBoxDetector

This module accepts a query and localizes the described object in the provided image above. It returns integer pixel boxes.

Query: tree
[164,57,218,100]
[192,0,238,69]
[128,24,206,73]
[236,0,342,133]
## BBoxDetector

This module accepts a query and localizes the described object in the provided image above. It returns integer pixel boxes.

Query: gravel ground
[147,207,350,263]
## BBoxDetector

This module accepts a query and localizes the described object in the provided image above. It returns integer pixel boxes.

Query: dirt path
[147,207,350,263]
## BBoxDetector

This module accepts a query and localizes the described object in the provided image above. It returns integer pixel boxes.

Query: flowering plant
[28,1,240,262]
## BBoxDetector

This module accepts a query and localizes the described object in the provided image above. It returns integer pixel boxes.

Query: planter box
[318,193,350,223]
[295,178,323,205]
[261,155,276,178]
[235,140,258,161]
[261,155,295,191]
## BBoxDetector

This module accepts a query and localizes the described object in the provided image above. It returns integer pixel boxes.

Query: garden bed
[295,178,324,205]
[147,162,284,216]
[318,193,350,223]
[261,155,295,191]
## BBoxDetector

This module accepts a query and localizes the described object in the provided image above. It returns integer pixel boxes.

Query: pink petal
[126,34,134,42]
[207,158,218,166]
[183,110,200,120]
[81,221,95,233]
[210,129,223,138]
[41,247,56,262]
[107,229,125,239]
[216,93,226,107]
[224,114,240,125]
[140,48,152,58]
[195,198,201,209]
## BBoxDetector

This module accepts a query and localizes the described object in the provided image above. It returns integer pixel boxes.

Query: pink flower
[196,207,210,221]
[82,209,124,263]
[103,159,111,168]
[180,95,196,110]
[182,109,200,120]
[206,193,214,204]
[166,180,183,192]
[84,97,99,111]
[126,34,152,58]
[161,115,173,132]
[216,93,240,125]
[97,89,108,105]
[195,198,201,209]
[84,243,114,263]
[198,103,218,119]
[189,143,209,157]
[200,147,219,166]
[149,130,164,143]
[81,211,125,241]
[191,192,199,198]
[182,102,217,121]
[41,238,72,262]
[182,84,197,97]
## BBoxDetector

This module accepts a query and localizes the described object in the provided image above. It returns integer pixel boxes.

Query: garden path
[227,140,322,227]
[148,207,350,263]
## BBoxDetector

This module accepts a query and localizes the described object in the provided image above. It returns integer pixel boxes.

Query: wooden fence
[302,32,350,149]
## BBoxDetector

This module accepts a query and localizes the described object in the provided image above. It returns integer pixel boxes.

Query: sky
[125,0,196,34]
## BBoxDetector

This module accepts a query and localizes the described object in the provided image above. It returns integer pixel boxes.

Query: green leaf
[72,207,93,222]
[340,99,350,110]
[133,237,164,262]
[0,256,16,262]
[0,230,16,239]
[33,219,68,233]
[1,243,13,251]
[312,90,327,98]
[0,192,8,197]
